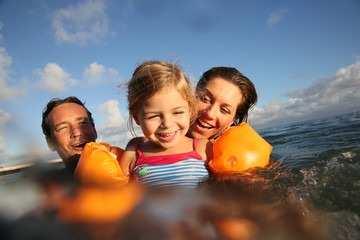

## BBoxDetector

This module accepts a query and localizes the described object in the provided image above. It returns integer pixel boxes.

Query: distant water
[0,111,359,239]
[258,111,360,239]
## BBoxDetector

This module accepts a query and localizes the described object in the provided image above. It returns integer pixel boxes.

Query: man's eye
[56,126,69,132]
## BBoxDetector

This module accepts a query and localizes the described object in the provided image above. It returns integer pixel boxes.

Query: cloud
[96,100,134,148]
[35,63,76,93]
[83,61,120,85]
[267,8,288,30]
[0,47,20,100]
[0,109,12,154]
[0,109,12,126]
[251,60,360,128]
[0,136,5,154]
[52,0,109,46]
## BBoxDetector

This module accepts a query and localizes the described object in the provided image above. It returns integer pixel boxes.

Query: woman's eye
[221,107,230,114]
[200,95,211,103]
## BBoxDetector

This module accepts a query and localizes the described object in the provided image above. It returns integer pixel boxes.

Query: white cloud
[96,100,133,148]
[0,109,12,154]
[84,62,106,85]
[35,63,76,93]
[52,0,109,46]
[0,109,12,126]
[250,60,360,128]
[267,8,289,30]
[0,47,20,100]
[99,99,125,128]
[0,135,5,153]
[83,61,120,85]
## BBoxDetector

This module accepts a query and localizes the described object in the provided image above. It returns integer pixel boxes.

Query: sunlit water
[0,111,359,239]
[258,111,360,239]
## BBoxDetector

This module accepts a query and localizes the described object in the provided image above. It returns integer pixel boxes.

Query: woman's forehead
[205,77,243,107]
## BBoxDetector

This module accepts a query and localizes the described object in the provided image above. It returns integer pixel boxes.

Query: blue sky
[0,0,359,167]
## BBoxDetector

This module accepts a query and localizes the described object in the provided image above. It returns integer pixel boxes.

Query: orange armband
[208,122,273,174]
[74,142,129,187]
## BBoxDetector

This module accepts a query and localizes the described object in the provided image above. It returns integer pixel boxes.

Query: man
[42,96,97,173]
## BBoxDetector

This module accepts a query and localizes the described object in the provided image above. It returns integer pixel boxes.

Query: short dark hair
[41,96,95,137]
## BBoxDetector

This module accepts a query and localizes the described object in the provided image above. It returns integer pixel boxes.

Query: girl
[120,61,213,188]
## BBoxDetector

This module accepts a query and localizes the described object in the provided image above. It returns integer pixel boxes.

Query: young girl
[120,60,213,188]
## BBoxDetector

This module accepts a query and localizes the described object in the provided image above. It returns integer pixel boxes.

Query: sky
[0,0,359,167]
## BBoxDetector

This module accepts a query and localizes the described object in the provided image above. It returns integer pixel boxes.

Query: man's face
[46,103,97,172]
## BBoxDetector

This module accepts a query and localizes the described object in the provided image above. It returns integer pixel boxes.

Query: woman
[188,66,257,141]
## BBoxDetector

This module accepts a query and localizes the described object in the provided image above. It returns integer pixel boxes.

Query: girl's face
[189,77,243,140]
[134,87,190,149]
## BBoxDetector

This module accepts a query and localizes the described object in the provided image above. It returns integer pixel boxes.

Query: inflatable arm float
[74,142,129,186]
[209,122,273,174]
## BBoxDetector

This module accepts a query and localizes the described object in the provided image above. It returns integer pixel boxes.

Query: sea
[0,111,359,239]
[258,110,360,239]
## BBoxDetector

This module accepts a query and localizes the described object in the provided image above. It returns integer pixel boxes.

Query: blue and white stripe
[133,159,208,188]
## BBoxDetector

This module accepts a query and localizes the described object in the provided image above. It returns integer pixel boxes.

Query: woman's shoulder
[196,138,213,146]
[195,138,213,161]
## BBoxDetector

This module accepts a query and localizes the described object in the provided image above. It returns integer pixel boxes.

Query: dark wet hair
[41,96,95,137]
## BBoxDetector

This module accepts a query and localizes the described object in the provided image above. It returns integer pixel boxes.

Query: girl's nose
[161,115,174,128]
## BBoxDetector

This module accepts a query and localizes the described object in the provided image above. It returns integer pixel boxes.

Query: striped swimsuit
[132,139,209,188]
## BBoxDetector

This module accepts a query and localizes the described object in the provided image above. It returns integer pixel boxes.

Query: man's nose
[70,125,82,138]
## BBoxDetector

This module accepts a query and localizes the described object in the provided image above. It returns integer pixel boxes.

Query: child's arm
[119,144,138,177]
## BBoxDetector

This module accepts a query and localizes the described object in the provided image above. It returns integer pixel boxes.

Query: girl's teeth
[160,132,175,137]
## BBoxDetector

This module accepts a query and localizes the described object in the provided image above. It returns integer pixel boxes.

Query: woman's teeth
[198,119,212,128]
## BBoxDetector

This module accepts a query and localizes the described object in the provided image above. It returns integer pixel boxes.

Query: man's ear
[46,136,56,152]
[94,127,98,141]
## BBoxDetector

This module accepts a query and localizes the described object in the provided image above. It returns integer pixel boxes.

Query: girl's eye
[147,115,159,119]
[174,111,184,115]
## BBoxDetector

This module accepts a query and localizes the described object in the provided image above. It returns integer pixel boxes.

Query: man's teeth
[73,142,86,147]
[198,119,212,128]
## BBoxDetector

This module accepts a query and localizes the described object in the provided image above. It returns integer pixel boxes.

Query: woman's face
[189,77,243,140]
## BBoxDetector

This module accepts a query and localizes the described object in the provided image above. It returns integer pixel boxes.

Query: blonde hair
[127,60,197,136]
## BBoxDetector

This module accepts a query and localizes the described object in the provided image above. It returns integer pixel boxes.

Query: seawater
[258,111,360,239]
[0,111,359,239]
